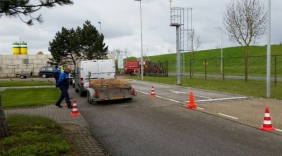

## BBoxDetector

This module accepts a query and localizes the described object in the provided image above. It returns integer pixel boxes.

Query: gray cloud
[0,0,281,56]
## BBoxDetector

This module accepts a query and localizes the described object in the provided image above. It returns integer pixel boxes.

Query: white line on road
[275,129,282,132]
[197,107,204,110]
[191,96,248,103]
[218,113,238,120]
[194,95,211,99]
[136,90,181,104]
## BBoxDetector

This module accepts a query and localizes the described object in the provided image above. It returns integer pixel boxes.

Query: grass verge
[0,114,76,156]
[0,80,54,87]
[128,76,282,99]
[1,88,60,108]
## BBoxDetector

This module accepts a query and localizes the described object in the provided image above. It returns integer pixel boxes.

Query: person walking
[53,65,61,87]
[55,68,72,108]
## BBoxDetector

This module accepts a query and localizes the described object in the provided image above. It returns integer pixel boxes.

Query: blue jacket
[57,71,69,88]
[53,67,61,78]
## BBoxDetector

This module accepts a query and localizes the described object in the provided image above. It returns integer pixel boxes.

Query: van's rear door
[82,61,99,87]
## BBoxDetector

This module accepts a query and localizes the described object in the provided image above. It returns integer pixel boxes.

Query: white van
[74,59,116,96]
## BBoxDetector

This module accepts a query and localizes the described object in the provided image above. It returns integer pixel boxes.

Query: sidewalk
[4,105,108,156]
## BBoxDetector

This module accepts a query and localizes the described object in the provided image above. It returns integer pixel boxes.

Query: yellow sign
[111,95,122,100]
[203,62,208,65]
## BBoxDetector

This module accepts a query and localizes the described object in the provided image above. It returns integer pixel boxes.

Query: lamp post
[143,45,149,60]
[135,0,144,80]
[215,27,223,73]
[266,0,271,98]
[98,22,102,33]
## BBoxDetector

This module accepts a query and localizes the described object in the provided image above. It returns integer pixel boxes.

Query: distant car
[38,66,54,78]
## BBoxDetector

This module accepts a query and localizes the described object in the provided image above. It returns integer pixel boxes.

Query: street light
[214,27,223,73]
[266,0,271,98]
[143,45,149,60]
[135,0,144,80]
[98,22,102,33]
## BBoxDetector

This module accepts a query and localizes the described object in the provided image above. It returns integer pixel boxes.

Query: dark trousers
[54,77,59,87]
[55,86,72,107]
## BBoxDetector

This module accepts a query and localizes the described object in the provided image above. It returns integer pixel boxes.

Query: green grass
[0,114,74,156]
[0,80,54,87]
[147,44,282,76]
[1,88,60,108]
[129,76,282,99]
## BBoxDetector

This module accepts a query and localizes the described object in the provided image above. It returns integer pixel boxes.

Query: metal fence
[166,55,282,84]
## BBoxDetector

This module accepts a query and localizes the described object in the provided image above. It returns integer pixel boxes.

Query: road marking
[169,90,211,99]
[197,107,204,110]
[218,113,238,120]
[136,90,149,95]
[194,95,211,99]
[189,96,248,103]
[275,129,282,132]
[136,90,181,104]
[169,90,187,94]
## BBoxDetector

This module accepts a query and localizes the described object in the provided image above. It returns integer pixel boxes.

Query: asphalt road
[129,80,249,104]
[69,82,282,156]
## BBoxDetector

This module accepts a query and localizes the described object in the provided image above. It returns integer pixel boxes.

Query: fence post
[205,59,207,80]
[275,55,277,86]
[189,59,192,79]
[222,58,225,80]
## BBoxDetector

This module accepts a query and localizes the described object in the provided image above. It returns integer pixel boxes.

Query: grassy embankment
[128,45,282,99]
[0,81,76,155]
[148,45,282,76]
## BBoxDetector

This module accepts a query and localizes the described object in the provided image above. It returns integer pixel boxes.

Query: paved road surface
[69,85,282,156]
[129,80,249,104]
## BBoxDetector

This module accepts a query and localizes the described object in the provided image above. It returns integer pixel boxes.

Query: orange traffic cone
[187,92,197,109]
[70,99,80,116]
[260,107,275,131]
[150,86,156,97]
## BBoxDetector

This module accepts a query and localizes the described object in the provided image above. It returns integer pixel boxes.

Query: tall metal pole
[135,0,144,80]
[266,0,271,98]
[176,26,181,85]
[98,22,102,33]
[215,27,223,73]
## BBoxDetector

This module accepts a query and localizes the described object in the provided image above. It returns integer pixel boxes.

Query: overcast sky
[0,0,281,57]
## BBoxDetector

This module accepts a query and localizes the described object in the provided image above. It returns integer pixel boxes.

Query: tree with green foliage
[223,0,267,82]
[0,0,73,26]
[48,21,108,66]
[37,51,43,55]
[48,27,79,66]
[79,20,108,60]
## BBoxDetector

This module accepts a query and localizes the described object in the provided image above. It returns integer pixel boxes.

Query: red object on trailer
[124,60,140,76]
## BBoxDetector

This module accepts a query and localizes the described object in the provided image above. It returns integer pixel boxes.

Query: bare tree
[188,29,201,75]
[223,0,267,82]
[123,49,132,58]
[110,48,131,59]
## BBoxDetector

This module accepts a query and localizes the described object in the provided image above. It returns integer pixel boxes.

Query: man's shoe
[55,104,63,108]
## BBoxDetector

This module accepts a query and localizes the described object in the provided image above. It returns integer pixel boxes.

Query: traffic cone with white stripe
[150,86,156,97]
[260,107,275,131]
[70,99,80,116]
